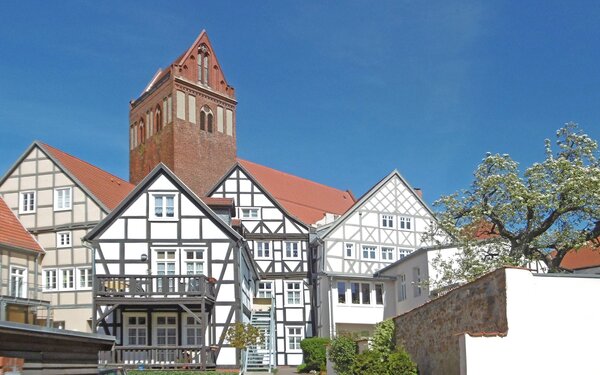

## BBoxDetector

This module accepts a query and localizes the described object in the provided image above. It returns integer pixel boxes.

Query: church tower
[129,31,237,196]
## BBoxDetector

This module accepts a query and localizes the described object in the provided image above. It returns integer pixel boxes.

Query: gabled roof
[561,241,600,271]
[237,159,355,225]
[38,143,134,211]
[0,197,43,253]
[318,169,436,239]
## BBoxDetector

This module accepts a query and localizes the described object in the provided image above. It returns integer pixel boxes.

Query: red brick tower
[129,31,237,195]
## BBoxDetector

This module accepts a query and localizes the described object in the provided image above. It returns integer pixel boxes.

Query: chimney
[414,188,423,199]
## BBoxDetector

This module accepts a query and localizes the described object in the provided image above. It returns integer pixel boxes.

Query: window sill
[53,207,72,212]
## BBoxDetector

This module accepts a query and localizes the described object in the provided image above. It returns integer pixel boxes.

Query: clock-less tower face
[128,31,237,196]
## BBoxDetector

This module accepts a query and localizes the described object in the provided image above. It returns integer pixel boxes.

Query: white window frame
[337,281,346,304]
[285,281,302,305]
[123,313,148,346]
[381,247,395,262]
[153,313,178,346]
[19,191,36,214]
[413,267,422,297]
[9,266,27,298]
[398,249,411,259]
[398,274,407,302]
[286,326,303,352]
[60,268,75,290]
[257,281,273,298]
[284,241,300,259]
[43,268,58,291]
[54,187,72,211]
[56,231,72,248]
[241,208,260,219]
[184,249,205,276]
[400,216,412,230]
[153,249,178,292]
[361,245,377,260]
[344,243,354,259]
[77,267,93,290]
[183,313,203,346]
[381,214,394,228]
[255,241,271,259]
[150,192,178,221]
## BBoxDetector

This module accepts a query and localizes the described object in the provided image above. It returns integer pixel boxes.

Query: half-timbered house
[312,170,441,338]
[83,164,259,368]
[208,160,354,366]
[0,142,133,331]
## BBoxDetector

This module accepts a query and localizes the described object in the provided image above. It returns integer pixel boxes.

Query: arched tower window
[207,113,213,133]
[138,119,145,144]
[200,106,213,132]
[155,105,162,133]
[200,111,206,131]
[198,44,210,85]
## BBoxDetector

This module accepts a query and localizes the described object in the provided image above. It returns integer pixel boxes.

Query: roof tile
[0,197,43,253]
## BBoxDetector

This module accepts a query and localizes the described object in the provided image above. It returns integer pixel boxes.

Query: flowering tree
[428,123,600,284]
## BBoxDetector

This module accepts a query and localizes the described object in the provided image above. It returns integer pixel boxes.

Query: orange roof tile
[238,159,355,225]
[560,241,600,270]
[0,197,43,253]
[40,143,134,211]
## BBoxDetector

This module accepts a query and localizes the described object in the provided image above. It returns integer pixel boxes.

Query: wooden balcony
[95,275,216,303]
[98,345,216,369]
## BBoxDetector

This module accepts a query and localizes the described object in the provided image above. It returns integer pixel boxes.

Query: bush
[328,335,357,375]
[297,337,330,373]
[349,350,387,375]
[371,319,395,356]
[388,347,418,375]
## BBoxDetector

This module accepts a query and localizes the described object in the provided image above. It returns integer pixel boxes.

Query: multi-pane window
[375,284,384,305]
[156,250,176,292]
[61,268,74,290]
[286,282,301,305]
[19,191,36,213]
[153,194,176,219]
[361,283,371,304]
[156,316,177,346]
[255,241,271,258]
[288,327,303,351]
[337,281,346,304]
[381,214,394,228]
[186,250,204,275]
[241,208,259,219]
[127,315,147,345]
[350,282,360,304]
[54,187,72,211]
[78,268,92,289]
[285,242,300,258]
[400,217,412,230]
[398,249,411,259]
[381,247,394,261]
[57,231,71,248]
[258,281,273,298]
[10,267,26,298]
[185,316,202,345]
[345,243,354,258]
[398,274,407,301]
[44,269,57,290]
[413,267,422,297]
[362,246,377,260]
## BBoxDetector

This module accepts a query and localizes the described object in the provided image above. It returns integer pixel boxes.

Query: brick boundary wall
[393,268,509,375]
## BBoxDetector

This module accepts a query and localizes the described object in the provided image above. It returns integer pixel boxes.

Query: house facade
[84,164,259,368]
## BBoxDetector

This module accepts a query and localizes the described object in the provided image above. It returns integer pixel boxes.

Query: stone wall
[393,268,508,375]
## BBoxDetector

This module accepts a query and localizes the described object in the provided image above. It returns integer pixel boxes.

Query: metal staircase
[243,298,275,373]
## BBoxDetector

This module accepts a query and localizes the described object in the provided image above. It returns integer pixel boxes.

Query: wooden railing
[99,346,216,369]
[95,275,216,299]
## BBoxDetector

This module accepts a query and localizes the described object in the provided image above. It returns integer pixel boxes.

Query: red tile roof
[0,197,43,253]
[238,159,355,225]
[560,241,600,271]
[40,143,134,211]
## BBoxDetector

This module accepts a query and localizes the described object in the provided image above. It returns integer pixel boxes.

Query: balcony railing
[95,275,216,299]
[99,345,216,369]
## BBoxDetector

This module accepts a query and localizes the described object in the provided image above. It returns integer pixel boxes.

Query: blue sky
[1,1,600,204]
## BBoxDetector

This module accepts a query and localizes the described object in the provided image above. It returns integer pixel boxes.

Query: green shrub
[349,350,387,375]
[328,335,357,375]
[387,346,418,375]
[297,337,330,373]
[371,319,395,356]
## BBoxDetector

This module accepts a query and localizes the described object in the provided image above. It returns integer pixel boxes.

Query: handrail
[95,275,216,299]
[99,345,215,369]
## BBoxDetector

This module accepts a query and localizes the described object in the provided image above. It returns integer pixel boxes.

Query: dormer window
[151,193,178,220]
[198,44,210,85]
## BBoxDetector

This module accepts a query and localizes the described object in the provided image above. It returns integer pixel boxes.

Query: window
[285,242,300,258]
[19,191,36,213]
[241,208,259,219]
[184,315,202,345]
[61,268,74,290]
[44,269,57,290]
[185,250,204,275]
[10,266,26,298]
[287,327,303,351]
[413,267,422,297]
[345,243,354,258]
[381,247,394,261]
[156,250,176,293]
[152,193,177,220]
[255,241,271,258]
[162,98,168,127]
[139,120,145,144]
[337,281,346,304]
[362,246,377,260]
[286,282,301,305]
[203,54,209,85]
[56,231,71,248]
[258,281,273,298]
[200,111,206,131]
[54,187,72,210]
[155,315,177,346]
[361,283,371,304]
[381,214,394,228]
[126,315,147,345]
[350,282,360,304]
[207,113,213,133]
[398,274,407,301]
[398,249,411,259]
[375,284,384,305]
[78,268,92,289]
[400,217,412,230]
[226,109,233,136]
[217,106,224,132]
[188,95,196,124]
[167,95,173,123]
[155,106,162,132]
[146,111,151,136]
